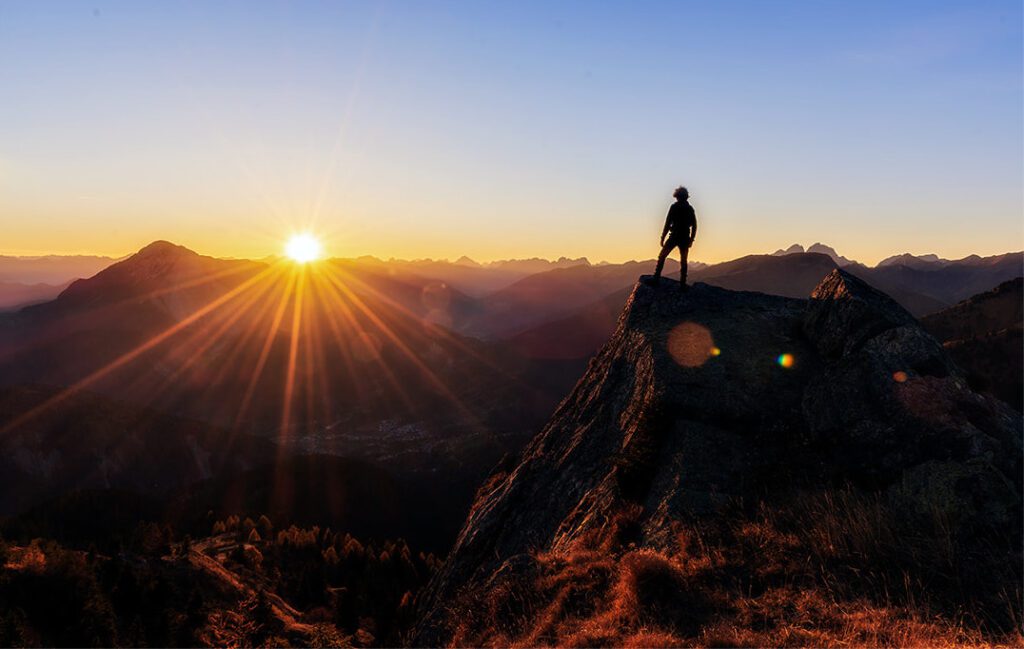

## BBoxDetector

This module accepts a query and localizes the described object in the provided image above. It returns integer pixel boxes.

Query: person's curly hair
[673,186,689,200]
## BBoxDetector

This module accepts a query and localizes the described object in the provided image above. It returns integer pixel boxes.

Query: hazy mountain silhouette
[807,242,857,265]
[348,256,530,298]
[507,253,853,360]
[0,252,117,285]
[771,242,857,265]
[466,260,683,338]
[853,251,1023,309]
[772,243,805,255]
[877,252,950,269]
[488,256,590,273]
[351,255,590,297]
[0,252,119,310]
[25,240,262,320]
[0,280,70,311]
[692,252,840,296]
[504,253,944,362]
[506,286,633,360]
[415,271,1022,646]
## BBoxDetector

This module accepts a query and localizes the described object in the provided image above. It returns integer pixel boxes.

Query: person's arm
[690,209,698,244]
[660,207,673,246]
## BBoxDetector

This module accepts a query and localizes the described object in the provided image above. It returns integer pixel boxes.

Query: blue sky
[1,0,1020,263]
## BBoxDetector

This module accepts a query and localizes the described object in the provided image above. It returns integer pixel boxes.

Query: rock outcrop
[414,270,1022,645]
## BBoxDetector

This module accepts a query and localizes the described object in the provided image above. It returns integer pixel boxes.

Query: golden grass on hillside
[447,488,1022,648]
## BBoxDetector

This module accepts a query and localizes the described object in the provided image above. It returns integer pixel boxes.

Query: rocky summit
[414,270,1022,646]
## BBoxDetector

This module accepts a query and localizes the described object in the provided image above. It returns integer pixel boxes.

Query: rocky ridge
[414,269,1022,644]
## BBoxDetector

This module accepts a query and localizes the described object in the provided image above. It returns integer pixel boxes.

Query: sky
[1,1,1021,265]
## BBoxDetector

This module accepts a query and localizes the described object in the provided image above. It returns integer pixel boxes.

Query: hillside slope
[920,277,1023,412]
[919,277,1022,341]
[0,385,276,515]
[415,271,1022,646]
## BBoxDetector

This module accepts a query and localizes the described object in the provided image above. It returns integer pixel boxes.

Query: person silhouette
[652,186,697,287]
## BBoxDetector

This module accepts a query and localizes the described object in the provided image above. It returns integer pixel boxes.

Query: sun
[285,233,322,263]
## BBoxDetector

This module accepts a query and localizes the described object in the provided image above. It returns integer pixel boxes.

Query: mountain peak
[31,240,221,316]
[415,272,1021,644]
[134,240,197,259]
[772,243,856,266]
[805,269,920,360]
[806,242,857,266]
[877,252,949,269]
[773,243,805,255]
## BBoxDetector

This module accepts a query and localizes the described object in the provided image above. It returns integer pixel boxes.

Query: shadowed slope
[920,277,1023,412]
[0,385,276,515]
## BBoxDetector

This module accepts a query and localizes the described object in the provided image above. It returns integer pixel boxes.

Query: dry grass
[446,487,1022,648]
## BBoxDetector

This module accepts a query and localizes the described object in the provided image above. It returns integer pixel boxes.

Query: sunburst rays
[1,253,505,465]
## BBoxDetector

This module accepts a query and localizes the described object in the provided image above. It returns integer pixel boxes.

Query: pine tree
[257,514,273,538]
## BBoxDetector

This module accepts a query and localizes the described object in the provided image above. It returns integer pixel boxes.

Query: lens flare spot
[893,370,908,383]
[668,322,716,368]
[710,346,721,357]
[777,353,795,369]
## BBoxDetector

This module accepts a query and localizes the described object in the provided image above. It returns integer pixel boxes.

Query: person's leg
[653,240,674,282]
[679,241,690,286]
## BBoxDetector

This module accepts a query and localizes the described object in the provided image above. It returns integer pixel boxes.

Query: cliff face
[415,270,1022,646]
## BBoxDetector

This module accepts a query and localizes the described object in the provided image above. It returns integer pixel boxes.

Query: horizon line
[2,239,1021,270]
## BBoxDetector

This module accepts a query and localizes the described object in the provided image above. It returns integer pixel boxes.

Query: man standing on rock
[652,186,698,287]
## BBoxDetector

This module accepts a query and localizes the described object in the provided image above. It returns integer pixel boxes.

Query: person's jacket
[662,200,697,243]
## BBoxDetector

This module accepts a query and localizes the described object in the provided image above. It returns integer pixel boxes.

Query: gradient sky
[1,1,1021,264]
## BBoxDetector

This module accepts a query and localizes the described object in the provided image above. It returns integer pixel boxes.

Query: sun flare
[285,234,322,263]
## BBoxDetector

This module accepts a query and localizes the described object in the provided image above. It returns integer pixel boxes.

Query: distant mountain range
[1,243,1015,308]
[1,240,1019,526]
[0,253,119,310]
[0,280,71,311]
[0,253,119,284]
[771,242,1017,273]
[491,250,1022,362]
[4,241,1019,392]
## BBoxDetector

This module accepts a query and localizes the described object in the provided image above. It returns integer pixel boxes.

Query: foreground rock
[414,270,1022,646]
